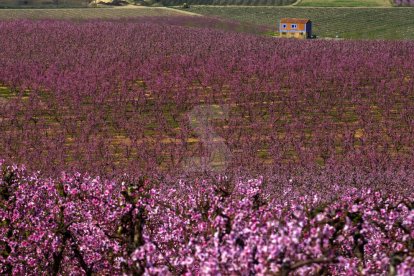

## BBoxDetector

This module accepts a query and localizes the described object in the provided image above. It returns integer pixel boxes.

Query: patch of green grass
[298,0,391,7]
[161,0,295,5]
[0,86,11,98]
[0,7,182,20]
[186,6,414,39]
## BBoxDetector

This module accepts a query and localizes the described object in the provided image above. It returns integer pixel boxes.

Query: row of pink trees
[0,20,413,178]
[0,161,413,274]
[394,0,414,6]
[0,19,413,274]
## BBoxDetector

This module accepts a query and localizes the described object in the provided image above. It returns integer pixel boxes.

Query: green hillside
[186,6,414,39]
[0,7,182,19]
[297,0,392,7]
[160,0,295,6]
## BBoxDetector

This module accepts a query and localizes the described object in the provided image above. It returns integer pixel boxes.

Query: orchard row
[1,19,413,177]
[0,161,413,274]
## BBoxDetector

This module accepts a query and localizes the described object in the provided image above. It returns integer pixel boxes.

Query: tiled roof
[280,18,311,24]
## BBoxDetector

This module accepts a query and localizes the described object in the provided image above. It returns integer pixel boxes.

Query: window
[282,24,287,29]
[291,24,297,29]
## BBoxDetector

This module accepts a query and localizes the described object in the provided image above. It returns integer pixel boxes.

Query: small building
[279,18,312,39]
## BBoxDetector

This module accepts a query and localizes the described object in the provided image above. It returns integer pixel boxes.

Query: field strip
[101,5,202,16]
[0,6,190,19]
[178,5,404,8]
[291,0,303,5]
[298,0,392,7]
[157,7,203,16]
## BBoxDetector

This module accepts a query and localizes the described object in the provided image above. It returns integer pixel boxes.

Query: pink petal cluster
[1,161,412,274]
[394,0,414,6]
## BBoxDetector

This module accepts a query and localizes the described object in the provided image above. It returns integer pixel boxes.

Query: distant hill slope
[160,0,296,6]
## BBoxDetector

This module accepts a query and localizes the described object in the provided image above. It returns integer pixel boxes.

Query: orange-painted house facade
[279,18,312,39]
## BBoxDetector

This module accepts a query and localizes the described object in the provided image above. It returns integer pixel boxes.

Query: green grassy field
[186,6,414,39]
[0,7,183,19]
[297,0,392,7]
[160,0,295,6]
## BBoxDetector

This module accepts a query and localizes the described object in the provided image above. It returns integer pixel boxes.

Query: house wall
[279,21,312,39]
[280,22,307,32]
[306,22,312,38]
[280,32,308,39]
